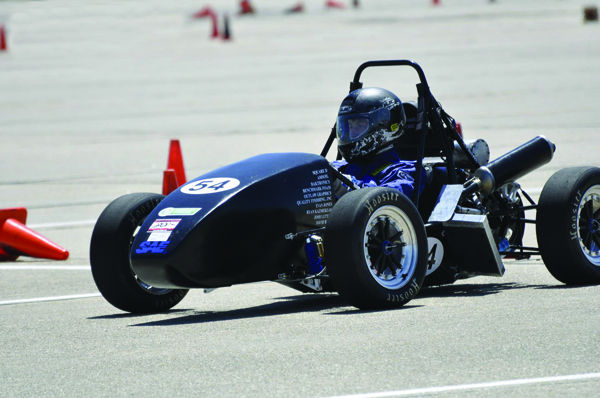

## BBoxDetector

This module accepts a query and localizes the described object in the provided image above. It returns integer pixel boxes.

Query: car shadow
[418,282,550,298]
[326,304,423,316]
[93,282,563,325]
[88,309,191,320]
[534,284,595,290]
[130,294,349,326]
[126,293,423,326]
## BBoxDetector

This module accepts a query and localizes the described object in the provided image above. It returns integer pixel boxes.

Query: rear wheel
[537,167,600,284]
[326,187,428,309]
[90,193,188,313]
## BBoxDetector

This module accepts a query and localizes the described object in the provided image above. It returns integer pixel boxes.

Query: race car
[90,60,600,313]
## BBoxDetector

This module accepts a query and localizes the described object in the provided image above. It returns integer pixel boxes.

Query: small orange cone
[1,208,28,261]
[167,139,187,186]
[210,13,220,38]
[162,169,180,195]
[433,0,441,5]
[0,25,7,52]
[192,6,220,38]
[192,6,214,18]
[326,0,345,9]
[0,208,69,261]
[239,0,255,15]
[222,14,232,40]
[285,2,304,13]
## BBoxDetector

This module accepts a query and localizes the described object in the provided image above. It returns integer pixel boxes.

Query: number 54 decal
[180,178,240,195]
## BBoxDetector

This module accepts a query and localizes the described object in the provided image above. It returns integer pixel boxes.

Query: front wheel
[325,187,428,309]
[90,193,188,313]
[537,167,600,284]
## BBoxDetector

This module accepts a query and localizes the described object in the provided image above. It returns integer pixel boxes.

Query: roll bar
[321,60,479,207]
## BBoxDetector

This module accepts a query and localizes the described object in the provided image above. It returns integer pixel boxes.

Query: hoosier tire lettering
[364,191,400,215]
[569,190,582,241]
[537,166,600,285]
[386,280,420,303]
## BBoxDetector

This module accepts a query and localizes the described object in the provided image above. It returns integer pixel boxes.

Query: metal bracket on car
[428,184,464,223]
[299,278,323,292]
[284,227,326,241]
[442,213,505,277]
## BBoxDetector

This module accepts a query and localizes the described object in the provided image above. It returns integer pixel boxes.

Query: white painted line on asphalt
[0,293,101,306]
[323,372,600,398]
[28,219,96,229]
[0,265,90,270]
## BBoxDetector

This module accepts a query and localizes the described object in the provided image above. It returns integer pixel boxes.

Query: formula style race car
[90,60,600,313]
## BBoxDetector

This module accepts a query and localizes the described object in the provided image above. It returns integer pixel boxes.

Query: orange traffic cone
[0,208,69,261]
[285,2,304,13]
[192,6,220,38]
[162,169,179,196]
[210,13,220,38]
[166,139,187,186]
[433,0,441,5]
[192,6,215,18]
[326,0,345,9]
[239,0,255,15]
[0,25,7,51]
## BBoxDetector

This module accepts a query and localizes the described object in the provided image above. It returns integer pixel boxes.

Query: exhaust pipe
[464,135,555,196]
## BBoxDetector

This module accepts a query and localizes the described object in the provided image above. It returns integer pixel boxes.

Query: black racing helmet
[336,87,406,162]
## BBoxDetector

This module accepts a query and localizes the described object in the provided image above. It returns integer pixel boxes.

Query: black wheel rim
[363,206,418,289]
[577,185,600,266]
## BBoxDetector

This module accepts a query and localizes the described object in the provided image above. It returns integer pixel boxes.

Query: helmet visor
[336,107,391,145]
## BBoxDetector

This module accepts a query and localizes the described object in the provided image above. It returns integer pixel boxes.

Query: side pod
[428,184,504,277]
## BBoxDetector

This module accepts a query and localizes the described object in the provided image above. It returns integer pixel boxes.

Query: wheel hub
[382,239,403,255]
[363,206,418,290]
[577,189,600,264]
[366,216,405,277]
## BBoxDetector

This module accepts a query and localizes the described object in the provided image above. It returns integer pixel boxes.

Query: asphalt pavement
[1,1,599,397]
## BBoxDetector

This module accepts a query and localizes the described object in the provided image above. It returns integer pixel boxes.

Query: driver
[332,87,419,197]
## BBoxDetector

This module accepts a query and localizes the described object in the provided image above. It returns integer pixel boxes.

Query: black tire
[537,166,600,284]
[325,187,428,309]
[90,193,188,313]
